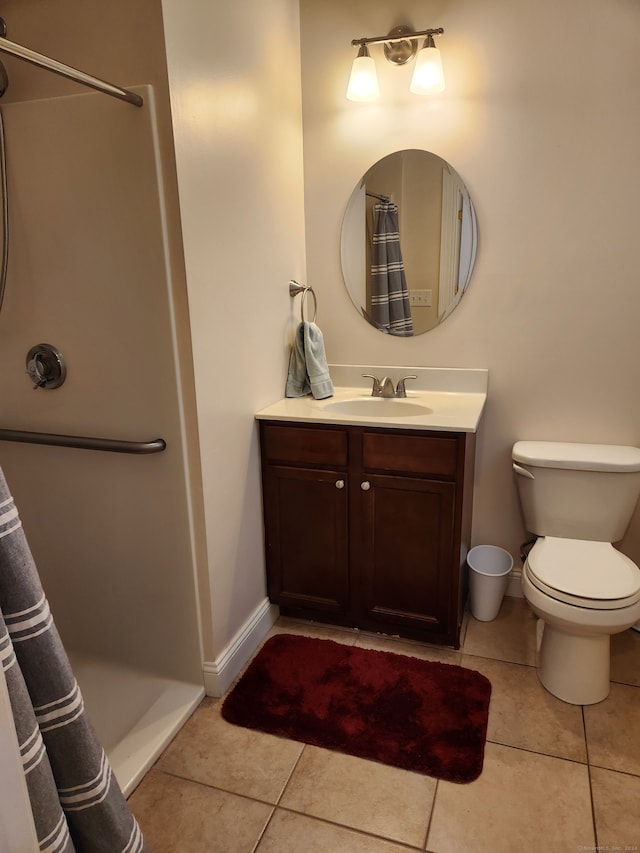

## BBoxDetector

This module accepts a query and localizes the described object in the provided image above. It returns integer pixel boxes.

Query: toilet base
[536,619,610,705]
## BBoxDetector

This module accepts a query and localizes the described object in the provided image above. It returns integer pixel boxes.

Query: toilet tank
[512,441,640,542]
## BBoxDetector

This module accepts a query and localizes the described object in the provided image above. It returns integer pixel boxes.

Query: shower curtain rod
[0,24,143,107]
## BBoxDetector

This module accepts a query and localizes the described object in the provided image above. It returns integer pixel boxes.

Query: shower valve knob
[25,343,66,390]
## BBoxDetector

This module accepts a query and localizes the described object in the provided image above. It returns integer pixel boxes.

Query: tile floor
[129,597,640,853]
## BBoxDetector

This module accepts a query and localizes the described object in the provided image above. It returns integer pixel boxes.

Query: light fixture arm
[351,27,443,50]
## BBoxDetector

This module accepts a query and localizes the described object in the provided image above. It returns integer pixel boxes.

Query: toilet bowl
[522,537,640,704]
[512,441,640,705]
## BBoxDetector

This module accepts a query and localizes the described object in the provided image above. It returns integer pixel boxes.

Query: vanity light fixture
[347,26,445,101]
[409,33,445,94]
[346,43,380,102]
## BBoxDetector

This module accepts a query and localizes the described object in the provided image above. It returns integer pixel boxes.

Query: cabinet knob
[360,481,371,491]
[335,479,345,489]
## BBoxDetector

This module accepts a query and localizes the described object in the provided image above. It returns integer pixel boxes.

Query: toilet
[512,441,640,705]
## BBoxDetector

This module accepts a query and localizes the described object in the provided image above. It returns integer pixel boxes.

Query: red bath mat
[221,634,491,783]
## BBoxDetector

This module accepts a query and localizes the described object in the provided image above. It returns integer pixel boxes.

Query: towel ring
[289,280,318,324]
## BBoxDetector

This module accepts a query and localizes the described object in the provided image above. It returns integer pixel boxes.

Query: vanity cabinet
[259,421,476,648]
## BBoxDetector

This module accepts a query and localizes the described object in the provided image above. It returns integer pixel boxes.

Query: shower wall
[0,1,214,798]
[0,85,203,681]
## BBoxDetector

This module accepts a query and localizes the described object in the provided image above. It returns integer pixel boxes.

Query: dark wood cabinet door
[353,473,456,641]
[262,464,349,617]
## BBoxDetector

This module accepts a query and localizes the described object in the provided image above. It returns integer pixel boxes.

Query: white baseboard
[204,575,525,697]
[506,568,523,598]
[202,598,279,697]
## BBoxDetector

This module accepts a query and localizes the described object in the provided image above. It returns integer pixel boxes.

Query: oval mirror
[340,150,477,336]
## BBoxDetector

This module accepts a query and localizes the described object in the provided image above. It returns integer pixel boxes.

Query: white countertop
[256,365,488,433]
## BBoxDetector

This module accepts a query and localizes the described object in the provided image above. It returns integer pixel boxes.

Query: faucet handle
[362,374,382,397]
[395,375,417,398]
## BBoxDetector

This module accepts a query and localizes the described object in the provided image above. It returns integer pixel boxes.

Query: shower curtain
[370,202,414,336]
[0,467,149,853]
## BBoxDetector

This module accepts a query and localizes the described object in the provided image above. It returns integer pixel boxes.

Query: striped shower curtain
[0,467,149,853]
[370,202,414,336]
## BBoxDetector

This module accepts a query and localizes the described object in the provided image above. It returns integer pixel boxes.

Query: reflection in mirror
[341,150,477,336]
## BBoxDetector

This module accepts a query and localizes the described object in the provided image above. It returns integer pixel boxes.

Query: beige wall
[399,149,442,332]
[300,0,640,566]
[161,0,306,656]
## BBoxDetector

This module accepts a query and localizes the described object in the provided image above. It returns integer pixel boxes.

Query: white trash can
[467,545,513,622]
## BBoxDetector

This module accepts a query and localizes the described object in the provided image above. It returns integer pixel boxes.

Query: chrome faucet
[362,374,417,398]
[380,377,395,398]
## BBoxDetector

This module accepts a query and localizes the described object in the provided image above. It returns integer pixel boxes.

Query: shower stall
[0,21,205,797]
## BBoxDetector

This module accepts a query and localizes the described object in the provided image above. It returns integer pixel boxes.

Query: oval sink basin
[322,398,433,418]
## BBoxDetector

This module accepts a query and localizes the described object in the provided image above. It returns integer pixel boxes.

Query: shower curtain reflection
[369,201,414,336]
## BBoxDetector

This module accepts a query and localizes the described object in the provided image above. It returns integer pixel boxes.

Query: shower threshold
[68,652,204,796]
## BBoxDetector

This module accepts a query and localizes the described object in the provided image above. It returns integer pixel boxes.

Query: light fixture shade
[409,42,445,94]
[346,53,380,101]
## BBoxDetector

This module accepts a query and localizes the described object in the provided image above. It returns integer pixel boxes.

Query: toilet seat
[526,537,640,610]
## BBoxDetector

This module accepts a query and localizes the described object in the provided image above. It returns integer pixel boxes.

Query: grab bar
[0,428,166,454]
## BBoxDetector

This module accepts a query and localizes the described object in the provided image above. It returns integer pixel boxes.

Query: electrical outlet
[409,289,432,307]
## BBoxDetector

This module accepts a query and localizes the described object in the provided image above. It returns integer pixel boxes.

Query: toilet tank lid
[512,441,640,472]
